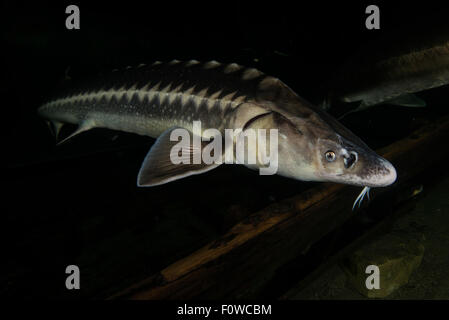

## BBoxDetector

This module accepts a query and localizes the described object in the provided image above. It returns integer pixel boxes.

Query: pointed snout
[375,158,397,186]
[358,156,397,188]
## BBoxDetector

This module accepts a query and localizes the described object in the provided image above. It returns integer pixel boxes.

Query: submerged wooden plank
[110,115,449,300]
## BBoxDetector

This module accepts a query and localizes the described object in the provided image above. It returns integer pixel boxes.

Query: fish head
[247,110,397,187]
[312,134,397,187]
[308,106,397,188]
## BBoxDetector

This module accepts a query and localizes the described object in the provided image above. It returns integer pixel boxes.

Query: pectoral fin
[137,127,223,187]
[385,93,426,107]
[46,120,65,140]
[337,102,367,120]
[57,119,96,145]
[319,96,332,111]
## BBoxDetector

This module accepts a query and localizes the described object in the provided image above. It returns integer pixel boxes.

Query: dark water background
[3,1,449,299]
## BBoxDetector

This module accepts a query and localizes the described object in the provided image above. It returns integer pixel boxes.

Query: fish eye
[325,150,336,162]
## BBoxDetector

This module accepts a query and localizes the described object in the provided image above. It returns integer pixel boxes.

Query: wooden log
[110,115,449,300]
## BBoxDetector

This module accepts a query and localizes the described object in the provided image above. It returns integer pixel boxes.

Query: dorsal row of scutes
[61,60,272,103]
[123,59,256,71]
[109,59,266,81]
[39,59,289,130]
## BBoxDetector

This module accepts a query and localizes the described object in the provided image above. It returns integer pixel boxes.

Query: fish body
[39,60,396,202]
[325,31,449,113]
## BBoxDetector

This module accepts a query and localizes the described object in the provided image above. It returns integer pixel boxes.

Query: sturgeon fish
[38,60,397,208]
[324,32,449,116]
